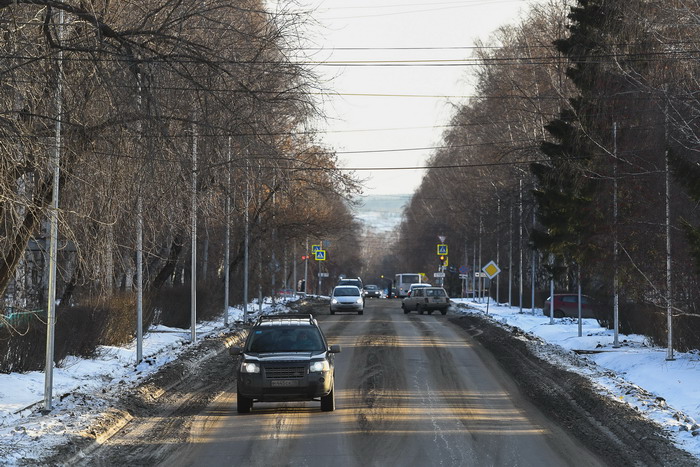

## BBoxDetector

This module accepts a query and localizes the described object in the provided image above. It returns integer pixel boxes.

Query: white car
[330,286,364,315]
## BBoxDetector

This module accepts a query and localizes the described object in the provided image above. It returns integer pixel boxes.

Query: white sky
[297,0,534,195]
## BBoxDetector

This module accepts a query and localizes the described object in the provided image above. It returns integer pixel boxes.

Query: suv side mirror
[329,344,341,353]
[228,346,243,356]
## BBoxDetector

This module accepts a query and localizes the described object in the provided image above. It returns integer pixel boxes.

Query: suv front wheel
[237,393,253,413]
[321,386,335,411]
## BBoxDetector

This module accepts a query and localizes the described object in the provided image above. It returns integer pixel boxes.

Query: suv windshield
[246,326,325,353]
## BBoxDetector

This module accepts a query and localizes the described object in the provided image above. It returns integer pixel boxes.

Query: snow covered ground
[453,298,700,460]
[1,296,699,464]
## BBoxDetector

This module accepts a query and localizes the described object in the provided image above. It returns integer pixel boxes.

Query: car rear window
[334,287,360,296]
[426,289,446,297]
[247,326,324,352]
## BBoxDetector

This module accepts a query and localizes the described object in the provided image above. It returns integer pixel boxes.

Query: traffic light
[439,255,445,265]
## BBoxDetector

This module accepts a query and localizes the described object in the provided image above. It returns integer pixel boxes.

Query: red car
[544,294,597,319]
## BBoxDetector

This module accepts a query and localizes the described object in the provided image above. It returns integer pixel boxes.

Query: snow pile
[453,298,700,459]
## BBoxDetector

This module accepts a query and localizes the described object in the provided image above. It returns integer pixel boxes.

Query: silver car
[330,285,364,315]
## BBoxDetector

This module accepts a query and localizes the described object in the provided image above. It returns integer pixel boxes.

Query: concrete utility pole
[549,278,555,325]
[496,198,501,304]
[613,122,620,348]
[519,180,523,313]
[509,204,513,307]
[44,7,64,412]
[190,118,197,343]
[531,209,536,315]
[478,216,483,303]
[472,242,476,301]
[243,160,250,321]
[257,164,262,315]
[304,238,309,295]
[577,265,583,338]
[223,136,231,326]
[292,243,297,294]
[136,71,144,364]
[665,106,674,361]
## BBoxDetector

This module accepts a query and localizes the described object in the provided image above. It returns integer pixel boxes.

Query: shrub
[0,292,157,373]
[151,281,223,329]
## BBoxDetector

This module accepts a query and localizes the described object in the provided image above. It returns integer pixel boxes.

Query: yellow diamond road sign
[482,261,501,279]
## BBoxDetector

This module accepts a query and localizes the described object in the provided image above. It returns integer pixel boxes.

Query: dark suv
[230,314,341,413]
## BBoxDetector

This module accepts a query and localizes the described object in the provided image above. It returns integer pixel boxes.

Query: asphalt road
[159,299,605,467]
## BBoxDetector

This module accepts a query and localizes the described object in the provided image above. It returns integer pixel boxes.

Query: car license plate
[271,379,298,387]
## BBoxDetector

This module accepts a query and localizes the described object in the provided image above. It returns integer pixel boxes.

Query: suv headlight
[309,360,330,373]
[331,298,338,304]
[356,297,363,304]
[240,361,260,374]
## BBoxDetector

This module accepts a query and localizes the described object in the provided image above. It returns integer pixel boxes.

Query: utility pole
[496,198,500,304]
[613,122,620,348]
[243,159,250,321]
[531,208,536,315]
[223,136,231,326]
[292,243,297,294]
[257,164,262,315]
[136,70,144,364]
[44,7,64,412]
[549,277,555,325]
[665,105,674,361]
[304,238,309,296]
[577,264,583,337]
[190,118,197,343]
[478,216,483,303]
[472,242,476,302]
[509,204,513,307]
[519,179,523,313]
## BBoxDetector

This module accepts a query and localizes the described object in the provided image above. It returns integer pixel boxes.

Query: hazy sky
[297,0,533,196]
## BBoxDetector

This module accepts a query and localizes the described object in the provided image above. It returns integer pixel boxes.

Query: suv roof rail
[256,313,315,324]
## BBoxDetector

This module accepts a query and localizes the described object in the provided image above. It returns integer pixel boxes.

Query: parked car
[544,294,596,318]
[402,286,450,315]
[330,285,364,315]
[407,283,431,297]
[363,284,381,298]
[230,314,341,413]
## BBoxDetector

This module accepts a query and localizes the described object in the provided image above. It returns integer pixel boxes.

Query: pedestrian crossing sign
[437,244,448,255]
[315,250,326,261]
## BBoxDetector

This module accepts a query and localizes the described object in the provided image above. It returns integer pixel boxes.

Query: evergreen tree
[531,0,612,276]
[532,108,599,272]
